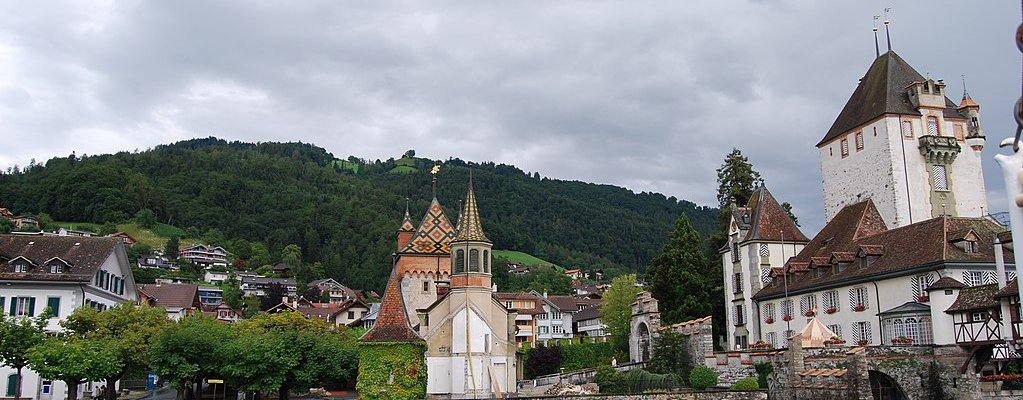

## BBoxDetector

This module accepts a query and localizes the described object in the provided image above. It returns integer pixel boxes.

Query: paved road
[133,387,357,400]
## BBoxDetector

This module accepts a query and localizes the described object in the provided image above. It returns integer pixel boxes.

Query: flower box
[980,374,1023,382]
[803,310,816,317]
[824,336,846,347]
[782,315,793,322]
[824,307,837,314]
[917,295,929,303]
[891,336,913,345]
[750,341,774,350]
[852,304,866,312]
[764,317,775,324]
[856,339,869,346]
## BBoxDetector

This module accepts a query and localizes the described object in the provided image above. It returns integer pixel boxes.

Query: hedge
[355,342,427,400]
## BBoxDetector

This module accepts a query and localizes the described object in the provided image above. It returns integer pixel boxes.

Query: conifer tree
[644,214,710,325]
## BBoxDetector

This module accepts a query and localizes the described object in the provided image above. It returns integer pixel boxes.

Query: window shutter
[932,165,948,191]
[8,298,15,316]
[28,297,36,317]
[0,298,3,315]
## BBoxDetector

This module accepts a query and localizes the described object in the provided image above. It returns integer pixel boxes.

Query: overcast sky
[0,1,1018,234]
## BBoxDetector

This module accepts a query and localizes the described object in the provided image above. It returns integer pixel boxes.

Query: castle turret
[958,91,985,151]
[396,204,416,251]
[450,177,492,289]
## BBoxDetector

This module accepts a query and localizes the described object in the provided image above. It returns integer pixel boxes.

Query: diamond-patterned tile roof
[399,206,415,232]
[453,179,490,243]
[398,197,456,255]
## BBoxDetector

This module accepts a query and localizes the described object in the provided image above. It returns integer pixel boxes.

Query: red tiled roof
[994,279,1018,299]
[359,269,422,342]
[743,187,809,242]
[926,276,967,291]
[945,284,999,313]
[754,200,1009,300]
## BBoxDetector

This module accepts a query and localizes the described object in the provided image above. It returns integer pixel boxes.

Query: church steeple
[450,175,493,289]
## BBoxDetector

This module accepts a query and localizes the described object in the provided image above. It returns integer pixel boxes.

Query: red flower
[825,307,837,314]
[782,315,793,321]
[853,304,866,312]
[856,339,869,346]
[917,295,929,303]
[804,310,815,317]
[765,317,774,324]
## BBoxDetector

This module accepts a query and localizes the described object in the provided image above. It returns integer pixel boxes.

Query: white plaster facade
[723,238,806,350]
[755,266,1006,348]
[819,112,987,228]
[1,242,138,400]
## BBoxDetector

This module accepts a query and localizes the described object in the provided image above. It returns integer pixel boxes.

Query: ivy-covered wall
[356,342,427,400]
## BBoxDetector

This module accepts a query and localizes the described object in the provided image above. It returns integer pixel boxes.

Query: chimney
[543,290,548,298]
[282,296,289,305]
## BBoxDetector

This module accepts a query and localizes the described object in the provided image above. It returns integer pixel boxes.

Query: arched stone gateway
[637,322,651,362]
[868,370,907,400]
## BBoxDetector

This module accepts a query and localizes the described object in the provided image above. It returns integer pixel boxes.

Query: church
[359,177,518,399]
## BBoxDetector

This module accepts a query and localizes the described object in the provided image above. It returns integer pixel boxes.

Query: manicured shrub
[688,366,719,390]
[730,376,760,390]
[594,365,628,394]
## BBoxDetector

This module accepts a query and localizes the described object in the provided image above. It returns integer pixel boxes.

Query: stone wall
[513,389,767,400]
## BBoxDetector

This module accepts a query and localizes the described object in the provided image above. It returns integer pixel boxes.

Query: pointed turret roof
[958,93,979,109]
[359,268,422,342]
[819,51,967,146]
[399,203,416,232]
[452,178,490,243]
[743,186,809,242]
[398,197,457,255]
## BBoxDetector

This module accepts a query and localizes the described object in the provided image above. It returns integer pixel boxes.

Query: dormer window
[14,263,29,273]
[814,267,826,279]
[965,240,978,254]
[50,264,63,274]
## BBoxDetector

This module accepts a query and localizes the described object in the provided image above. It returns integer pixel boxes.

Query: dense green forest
[0,137,717,291]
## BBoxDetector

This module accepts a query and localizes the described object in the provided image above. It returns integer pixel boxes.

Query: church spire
[399,199,415,232]
[452,173,490,243]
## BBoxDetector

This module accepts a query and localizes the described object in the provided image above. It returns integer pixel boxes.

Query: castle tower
[450,177,493,289]
[397,203,416,251]
[818,51,987,227]
[395,197,456,324]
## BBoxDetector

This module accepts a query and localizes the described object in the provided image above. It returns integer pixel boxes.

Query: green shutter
[7,374,17,396]
[8,298,14,316]
[47,297,60,318]
[28,297,36,317]
[0,298,4,316]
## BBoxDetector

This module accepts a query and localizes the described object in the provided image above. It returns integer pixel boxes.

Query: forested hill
[0,137,717,291]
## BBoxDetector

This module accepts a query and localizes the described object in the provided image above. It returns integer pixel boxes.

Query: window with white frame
[852,321,872,344]
[552,325,563,334]
[506,301,513,309]
[763,303,776,321]
[850,287,869,310]
[13,262,29,273]
[800,294,817,316]
[822,290,840,312]
[537,313,547,320]
[766,332,777,347]
[49,264,63,274]
[841,138,849,157]
[13,297,33,317]
[932,165,948,191]
[538,326,549,334]
[552,311,563,320]
[855,132,864,150]
[904,317,920,341]
[963,271,997,287]
[902,120,914,138]
[782,299,794,319]
[912,274,935,299]
[828,324,842,338]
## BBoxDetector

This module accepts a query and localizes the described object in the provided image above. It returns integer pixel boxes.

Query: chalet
[178,244,229,268]
[202,303,243,323]
[308,278,361,304]
[0,208,13,220]
[574,304,606,338]
[138,252,174,270]
[105,232,136,245]
[271,262,292,276]
[564,269,584,280]
[240,275,297,297]
[137,283,202,320]
[531,292,599,344]
[0,235,138,400]
[494,291,545,346]
[13,215,38,229]
[266,297,370,327]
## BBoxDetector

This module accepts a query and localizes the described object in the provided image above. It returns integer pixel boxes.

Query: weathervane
[883,7,892,51]
[431,163,441,198]
[873,15,881,58]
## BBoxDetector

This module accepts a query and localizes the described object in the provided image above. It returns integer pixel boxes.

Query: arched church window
[469,249,480,272]
[455,250,465,273]
[483,250,489,273]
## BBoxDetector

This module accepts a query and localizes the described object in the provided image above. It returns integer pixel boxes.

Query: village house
[266,296,370,327]
[202,302,243,323]
[138,252,174,270]
[197,286,223,305]
[494,291,544,346]
[137,283,202,321]
[104,232,137,246]
[0,235,138,400]
[239,275,297,297]
[308,278,362,304]
[573,304,606,338]
[56,227,95,237]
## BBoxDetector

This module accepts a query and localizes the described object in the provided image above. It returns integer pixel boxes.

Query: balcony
[918,135,961,164]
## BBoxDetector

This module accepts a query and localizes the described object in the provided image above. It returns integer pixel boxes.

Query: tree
[133,209,157,229]
[647,330,692,379]
[229,312,360,399]
[227,238,252,261]
[62,303,171,400]
[644,214,711,325]
[715,148,762,209]
[600,274,641,354]
[403,149,416,158]
[150,315,232,400]
[261,283,288,310]
[37,213,54,231]
[28,337,122,400]
[0,218,12,234]
[781,202,800,227]
[165,236,180,260]
[222,274,244,309]
[0,313,49,400]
